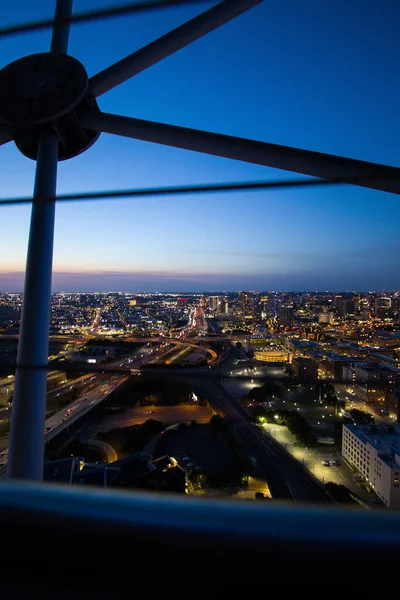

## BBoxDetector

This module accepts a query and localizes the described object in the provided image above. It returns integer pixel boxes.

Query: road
[262,422,374,505]
[96,405,211,431]
[335,383,392,424]
[44,345,162,438]
[0,370,67,399]
[74,404,211,440]
[0,340,332,502]
[181,375,330,503]
[79,438,118,463]
[221,383,331,503]
[0,372,102,422]
[0,343,161,473]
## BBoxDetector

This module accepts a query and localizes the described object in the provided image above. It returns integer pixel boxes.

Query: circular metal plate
[0,53,88,125]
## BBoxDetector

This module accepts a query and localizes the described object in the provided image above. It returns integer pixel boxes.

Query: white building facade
[342,424,400,508]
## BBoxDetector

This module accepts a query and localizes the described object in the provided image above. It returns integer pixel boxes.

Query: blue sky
[0,0,399,292]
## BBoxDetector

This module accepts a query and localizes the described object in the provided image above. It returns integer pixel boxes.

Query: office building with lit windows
[292,357,318,381]
[278,304,293,327]
[342,424,400,508]
[375,296,392,319]
[208,296,219,313]
[253,349,292,363]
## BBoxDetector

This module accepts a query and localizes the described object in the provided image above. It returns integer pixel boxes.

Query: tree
[212,341,224,354]
[236,342,243,349]
[325,482,357,504]
[210,414,224,430]
[350,409,374,424]
[247,387,266,403]
[269,409,312,444]
[252,406,268,422]
[247,379,281,403]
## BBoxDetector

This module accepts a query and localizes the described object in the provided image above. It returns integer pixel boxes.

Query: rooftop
[345,424,400,467]
[292,357,317,364]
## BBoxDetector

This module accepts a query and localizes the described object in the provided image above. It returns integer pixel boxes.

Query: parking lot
[263,423,376,505]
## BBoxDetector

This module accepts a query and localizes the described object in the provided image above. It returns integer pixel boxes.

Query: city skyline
[0,1,399,292]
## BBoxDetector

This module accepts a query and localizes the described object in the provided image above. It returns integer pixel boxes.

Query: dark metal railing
[1,481,400,567]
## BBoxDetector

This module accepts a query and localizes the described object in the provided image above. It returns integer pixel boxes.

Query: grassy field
[0,421,10,437]
[45,439,105,463]
[273,386,343,421]
[45,390,77,417]
[0,395,10,408]
[268,385,345,448]
[97,419,165,457]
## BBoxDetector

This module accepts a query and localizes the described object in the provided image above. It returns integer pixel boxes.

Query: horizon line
[1,289,398,295]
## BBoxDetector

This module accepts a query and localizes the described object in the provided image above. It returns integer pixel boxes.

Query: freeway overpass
[0,333,86,344]
[0,345,159,475]
[0,332,249,343]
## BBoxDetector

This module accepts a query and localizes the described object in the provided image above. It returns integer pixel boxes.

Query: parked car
[322,461,330,467]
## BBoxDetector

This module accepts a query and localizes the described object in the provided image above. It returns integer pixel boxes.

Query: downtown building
[343,362,397,403]
[292,357,318,381]
[342,424,400,508]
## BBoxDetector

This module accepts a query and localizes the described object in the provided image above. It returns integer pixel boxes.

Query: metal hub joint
[0,53,100,160]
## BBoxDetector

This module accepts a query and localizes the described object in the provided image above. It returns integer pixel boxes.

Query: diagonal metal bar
[80,110,400,195]
[0,124,13,146]
[90,0,264,97]
[0,0,213,39]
